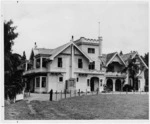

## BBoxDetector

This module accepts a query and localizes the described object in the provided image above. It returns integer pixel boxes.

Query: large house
[23,35,148,93]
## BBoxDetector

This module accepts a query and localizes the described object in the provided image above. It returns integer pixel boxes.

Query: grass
[5,94,149,120]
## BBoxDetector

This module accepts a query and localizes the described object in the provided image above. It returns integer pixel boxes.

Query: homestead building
[23,34,148,93]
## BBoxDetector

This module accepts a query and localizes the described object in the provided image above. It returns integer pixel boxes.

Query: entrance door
[90,77,99,91]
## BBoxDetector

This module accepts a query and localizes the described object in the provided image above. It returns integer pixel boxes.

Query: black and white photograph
[1,0,149,122]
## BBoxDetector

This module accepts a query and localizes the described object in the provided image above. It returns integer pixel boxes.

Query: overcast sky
[2,1,149,59]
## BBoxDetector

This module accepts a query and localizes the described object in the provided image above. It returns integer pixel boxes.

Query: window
[42,77,46,87]
[88,48,95,53]
[27,63,32,70]
[87,79,90,86]
[36,58,40,68]
[77,77,79,82]
[78,59,83,68]
[89,61,95,70]
[42,58,47,68]
[59,77,63,82]
[36,77,40,87]
[58,57,62,67]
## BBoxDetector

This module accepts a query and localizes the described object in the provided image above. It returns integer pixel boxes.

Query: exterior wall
[75,74,105,92]
[78,44,101,70]
[74,55,89,72]
[47,73,66,92]
[48,55,67,73]
[76,76,88,92]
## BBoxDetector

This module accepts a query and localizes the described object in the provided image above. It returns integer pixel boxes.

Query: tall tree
[4,20,25,100]
[127,58,140,90]
[4,20,18,77]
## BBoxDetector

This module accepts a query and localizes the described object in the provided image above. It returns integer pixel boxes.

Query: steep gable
[100,52,126,67]
[121,52,136,63]
[121,52,148,69]
[61,45,82,55]
[106,52,117,64]
[49,42,93,62]
[106,52,126,66]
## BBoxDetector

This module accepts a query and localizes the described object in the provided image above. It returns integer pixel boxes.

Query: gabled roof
[33,48,53,55]
[100,52,126,67]
[72,42,93,62]
[100,54,107,65]
[106,52,117,64]
[138,55,148,69]
[99,52,117,66]
[49,42,71,60]
[121,51,137,63]
[106,52,126,67]
[29,41,93,62]
[49,42,93,62]
[121,51,148,69]
[29,48,53,60]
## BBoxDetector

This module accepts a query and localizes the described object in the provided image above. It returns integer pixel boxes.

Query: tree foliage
[141,52,149,91]
[4,20,25,100]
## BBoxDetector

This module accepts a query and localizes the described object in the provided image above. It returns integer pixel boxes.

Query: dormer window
[58,57,62,67]
[88,48,95,54]
[78,59,83,68]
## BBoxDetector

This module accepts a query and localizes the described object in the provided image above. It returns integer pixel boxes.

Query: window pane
[78,59,83,68]
[59,77,63,82]
[58,58,62,67]
[88,48,95,53]
[42,77,46,87]
[89,61,95,70]
[77,78,79,82]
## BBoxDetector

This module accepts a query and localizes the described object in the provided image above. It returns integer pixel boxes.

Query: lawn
[5,94,149,120]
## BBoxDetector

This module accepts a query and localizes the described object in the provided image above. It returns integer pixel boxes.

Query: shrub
[123,84,132,92]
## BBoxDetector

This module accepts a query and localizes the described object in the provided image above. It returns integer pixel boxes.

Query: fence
[48,89,149,101]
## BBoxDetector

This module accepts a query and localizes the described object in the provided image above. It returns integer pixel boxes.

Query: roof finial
[35,42,37,48]
[70,35,74,42]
